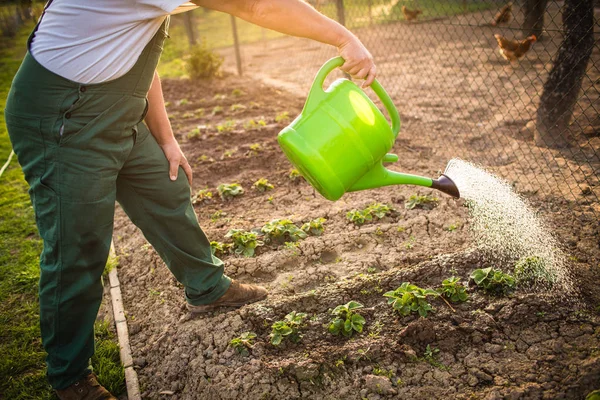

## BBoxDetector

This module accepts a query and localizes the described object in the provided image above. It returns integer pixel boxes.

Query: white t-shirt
[30,1,198,84]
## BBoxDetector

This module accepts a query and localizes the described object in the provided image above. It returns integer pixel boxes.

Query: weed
[261,219,306,243]
[210,241,232,257]
[536,311,546,318]
[360,289,370,295]
[229,332,256,356]
[438,276,469,303]
[301,218,326,236]
[328,301,366,338]
[375,227,384,236]
[270,311,307,345]
[288,168,302,182]
[384,282,439,317]
[210,210,226,222]
[334,359,345,368]
[253,178,274,192]
[217,183,244,200]
[213,93,226,101]
[149,289,160,296]
[230,103,247,112]
[186,40,223,79]
[225,229,264,257]
[243,118,267,130]
[445,222,460,232]
[222,148,237,158]
[405,194,439,210]
[275,111,290,122]
[249,143,262,152]
[187,127,201,140]
[424,344,439,360]
[284,241,300,256]
[367,267,377,274]
[470,267,515,295]
[217,119,236,133]
[192,188,213,204]
[373,366,393,379]
[368,321,384,338]
[212,105,223,116]
[231,88,245,97]
[404,235,416,249]
[514,255,554,286]
[177,98,189,106]
[397,225,406,233]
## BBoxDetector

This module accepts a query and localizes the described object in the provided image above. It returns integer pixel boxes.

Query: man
[5,0,376,398]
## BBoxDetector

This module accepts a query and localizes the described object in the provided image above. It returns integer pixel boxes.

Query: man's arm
[191,0,376,86]
[145,71,193,184]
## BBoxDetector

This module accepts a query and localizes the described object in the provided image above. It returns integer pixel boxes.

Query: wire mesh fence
[207,0,600,226]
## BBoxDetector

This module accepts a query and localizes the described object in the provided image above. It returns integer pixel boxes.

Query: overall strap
[28,0,54,48]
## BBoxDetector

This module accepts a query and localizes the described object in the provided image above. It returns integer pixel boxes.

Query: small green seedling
[210,241,232,257]
[192,188,213,204]
[213,93,226,101]
[384,282,439,317]
[373,366,393,379]
[230,103,247,112]
[301,218,326,236]
[217,120,236,133]
[217,183,244,200]
[514,255,554,286]
[288,168,302,182]
[445,222,460,232]
[222,148,237,158]
[212,105,223,116]
[253,178,274,192]
[405,194,439,210]
[231,88,245,97]
[230,332,256,356]
[275,111,290,122]
[249,143,262,152]
[470,267,515,295]
[270,311,307,345]
[187,127,201,140]
[177,98,189,106]
[261,219,307,243]
[346,209,373,225]
[438,276,469,303]
[366,203,393,219]
[225,229,264,257]
[243,118,267,130]
[328,301,366,338]
[210,209,226,222]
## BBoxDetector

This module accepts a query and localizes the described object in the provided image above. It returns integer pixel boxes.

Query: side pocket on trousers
[30,180,59,242]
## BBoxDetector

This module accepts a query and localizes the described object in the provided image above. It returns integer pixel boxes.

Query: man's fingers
[169,160,179,181]
[354,66,370,80]
[182,161,193,186]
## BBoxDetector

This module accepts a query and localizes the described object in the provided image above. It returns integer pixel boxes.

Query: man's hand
[337,36,376,87]
[159,138,193,186]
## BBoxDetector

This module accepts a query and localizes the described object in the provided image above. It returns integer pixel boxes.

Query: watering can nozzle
[431,174,460,198]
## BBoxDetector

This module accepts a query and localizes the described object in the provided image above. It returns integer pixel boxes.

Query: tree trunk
[336,0,346,26]
[535,0,594,148]
[523,0,548,38]
[183,11,196,47]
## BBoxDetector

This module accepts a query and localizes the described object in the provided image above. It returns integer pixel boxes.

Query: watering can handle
[307,56,401,138]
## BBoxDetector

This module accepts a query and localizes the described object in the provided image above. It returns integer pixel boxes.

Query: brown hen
[494,34,537,62]
[402,6,422,21]
[491,2,512,26]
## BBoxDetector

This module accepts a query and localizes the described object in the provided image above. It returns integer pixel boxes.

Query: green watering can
[277,56,460,201]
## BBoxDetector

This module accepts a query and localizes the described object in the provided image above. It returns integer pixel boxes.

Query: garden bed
[112,73,600,399]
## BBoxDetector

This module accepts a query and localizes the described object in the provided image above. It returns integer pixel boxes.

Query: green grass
[0,24,124,399]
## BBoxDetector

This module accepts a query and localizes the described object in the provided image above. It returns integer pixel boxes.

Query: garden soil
[111,73,600,400]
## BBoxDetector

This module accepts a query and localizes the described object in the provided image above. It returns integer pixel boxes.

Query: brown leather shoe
[55,373,116,400]
[187,280,268,313]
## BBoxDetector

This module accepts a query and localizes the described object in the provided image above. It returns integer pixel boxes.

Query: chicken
[494,34,537,62]
[402,6,422,21]
[491,2,512,26]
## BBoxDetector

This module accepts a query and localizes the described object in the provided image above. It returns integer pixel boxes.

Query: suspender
[28,0,54,48]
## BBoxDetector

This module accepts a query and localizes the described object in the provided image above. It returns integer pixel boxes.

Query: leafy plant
[366,203,393,219]
[328,301,366,338]
[210,241,232,257]
[438,276,469,303]
[212,105,223,116]
[231,88,245,97]
[230,332,256,356]
[405,194,439,210]
[230,103,247,112]
[253,178,274,192]
[384,282,439,317]
[222,148,237,158]
[261,219,307,243]
[249,143,262,152]
[225,229,264,257]
[187,127,201,140]
[217,183,244,200]
[217,120,236,133]
[301,218,326,236]
[270,311,307,345]
[243,118,267,130]
[514,255,554,286]
[192,188,213,204]
[177,98,189,106]
[275,111,290,122]
[470,267,515,295]
[346,209,373,225]
[186,40,223,80]
[288,168,302,182]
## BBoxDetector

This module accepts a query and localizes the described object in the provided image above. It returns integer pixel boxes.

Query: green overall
[4,16,230,390]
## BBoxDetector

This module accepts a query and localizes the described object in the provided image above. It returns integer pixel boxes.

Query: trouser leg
[116,122,230,305]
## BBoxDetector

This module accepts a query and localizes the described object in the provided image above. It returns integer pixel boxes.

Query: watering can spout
[431,174,460,198]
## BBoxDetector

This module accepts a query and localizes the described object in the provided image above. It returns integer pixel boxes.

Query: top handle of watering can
[305,56,401,138]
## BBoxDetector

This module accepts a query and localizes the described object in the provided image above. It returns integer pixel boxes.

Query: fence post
[230,14,243,76]
[336,0,346,26]
[183,11,196,47]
